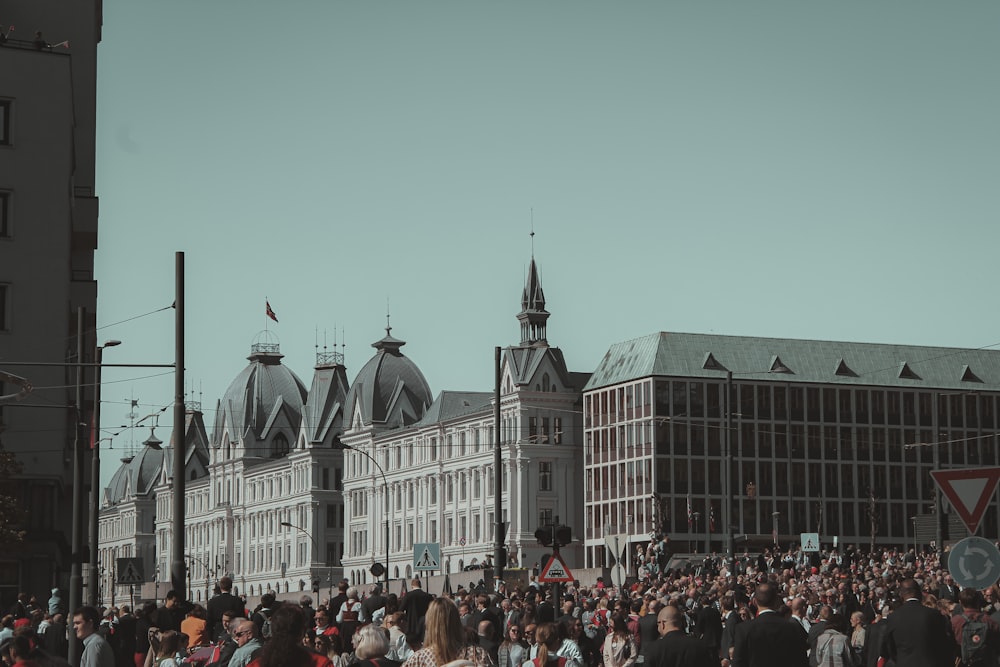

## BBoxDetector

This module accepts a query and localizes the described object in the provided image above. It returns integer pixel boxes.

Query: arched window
[272,433,290,458]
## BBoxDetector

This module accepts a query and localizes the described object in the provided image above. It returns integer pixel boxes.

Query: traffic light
[555,525,572,547]
[535,527,553,546]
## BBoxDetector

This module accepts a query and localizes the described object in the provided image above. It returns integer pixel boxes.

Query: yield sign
[930,467,1000,535]
[538,552,573,583]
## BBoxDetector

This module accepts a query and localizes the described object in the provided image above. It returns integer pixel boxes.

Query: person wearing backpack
[950,588,1000,667]
[252,595,276,641]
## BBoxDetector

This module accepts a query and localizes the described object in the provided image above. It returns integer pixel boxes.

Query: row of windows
[587,380,1000,429]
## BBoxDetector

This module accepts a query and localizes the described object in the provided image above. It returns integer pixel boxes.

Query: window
[0,101,10,146]
[539,462,552,491]
[553,418,562,444]
[272,434,290,458]
[0,284,7,332]
[539,508,554,526]
[0,191,9,237]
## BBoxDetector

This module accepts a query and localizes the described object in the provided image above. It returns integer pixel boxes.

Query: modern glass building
[582,332,1000,567]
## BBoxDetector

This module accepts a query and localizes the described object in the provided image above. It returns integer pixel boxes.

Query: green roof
[583,332,1000,391]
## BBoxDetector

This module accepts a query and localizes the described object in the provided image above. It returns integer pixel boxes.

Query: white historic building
[339,258,587,583]
[99,255,587,601]
[100,338,349,603]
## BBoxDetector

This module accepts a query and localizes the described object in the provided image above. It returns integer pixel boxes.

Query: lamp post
[88,339,121,606]
[280,521,329,599]
[692,512,701,555]
[911,516,918,555]
[336,441,389,589]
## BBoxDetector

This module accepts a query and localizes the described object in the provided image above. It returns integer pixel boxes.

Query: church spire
[517,254,550,347]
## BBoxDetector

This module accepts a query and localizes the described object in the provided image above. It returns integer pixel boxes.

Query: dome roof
[104,430,165,506]
[213,340,308,442]
[345,329,432,429]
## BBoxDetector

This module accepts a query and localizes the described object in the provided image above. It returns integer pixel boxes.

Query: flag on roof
[266,300,278,323]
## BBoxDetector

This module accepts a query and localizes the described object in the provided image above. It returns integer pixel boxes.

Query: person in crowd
[181,606,208,649]
[134,603,157,667]
[110,607,135,667]
[152,631,184,667]
[336,590,363,652]
[360,587,385,628]
[812,613,855,667]
[498,625,527,667]
[563,618,597,667]
[229,620,263,667]
[642,604,715,667]
[525,623,577,667]
[383,613,410,664]
[206,616,244,667]
[47,591,63,618]
[599,615,636,667]
[247,605,331,667]
[731,582,808,667]
[848,611,866,664]
[352,624,399,667]
[882,579,956,667]
[950,587,1000,667]
[401,599,492,667]
[477,621,499,665]
[74,606,116,667]
[151,594,183,634]
[208,579,246,642]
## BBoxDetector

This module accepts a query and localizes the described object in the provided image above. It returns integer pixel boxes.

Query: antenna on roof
[386,296,392,335]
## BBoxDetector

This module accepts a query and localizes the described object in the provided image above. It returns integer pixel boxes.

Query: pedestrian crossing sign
[117,557,144,584]
[413,543,441,571]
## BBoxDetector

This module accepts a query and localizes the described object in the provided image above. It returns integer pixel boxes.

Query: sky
[94,1,1000,481]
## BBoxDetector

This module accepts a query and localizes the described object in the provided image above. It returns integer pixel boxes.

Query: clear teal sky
[94,1,1000,477]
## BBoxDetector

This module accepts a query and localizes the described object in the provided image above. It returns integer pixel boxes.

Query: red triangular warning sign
[930,467,1000,535]
[538,552,574,583]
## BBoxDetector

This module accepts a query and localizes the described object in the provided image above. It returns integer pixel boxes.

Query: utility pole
[69,307,85,667]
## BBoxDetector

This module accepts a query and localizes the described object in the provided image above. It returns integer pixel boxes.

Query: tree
[0,450,26,543]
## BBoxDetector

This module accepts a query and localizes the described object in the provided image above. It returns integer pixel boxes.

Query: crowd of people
[5,541,1000,667]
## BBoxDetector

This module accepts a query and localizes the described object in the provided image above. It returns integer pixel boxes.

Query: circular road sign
[460,537,466,546]
[948,536,1000,590]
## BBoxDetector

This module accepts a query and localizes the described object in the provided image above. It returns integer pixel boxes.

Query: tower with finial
[517,227,549,347]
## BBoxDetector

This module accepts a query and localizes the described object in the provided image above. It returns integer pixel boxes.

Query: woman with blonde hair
[401,599,491,667]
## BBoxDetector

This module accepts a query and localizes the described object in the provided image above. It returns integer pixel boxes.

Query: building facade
[0,2,102,606]
[339,257,587,584]
[99,256,589,600]
[582,332,1000,569]
[100,338,349,604]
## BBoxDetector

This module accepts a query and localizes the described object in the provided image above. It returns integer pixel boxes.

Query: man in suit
[638,599,662,660]
[693,595,722,657]
[359,585,385,625]
[882,578,956,667]
[400,578,433,636]
[731,581,808,667]
[807,605,832,656]
[937,575,960,604]
[644,604,715,667]
[718,595,740,666]
[207,577,245,641]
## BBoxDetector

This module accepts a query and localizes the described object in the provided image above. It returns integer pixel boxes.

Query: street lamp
[280,521,330,600]
[335,440,389,589]
[89,339,121,606]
